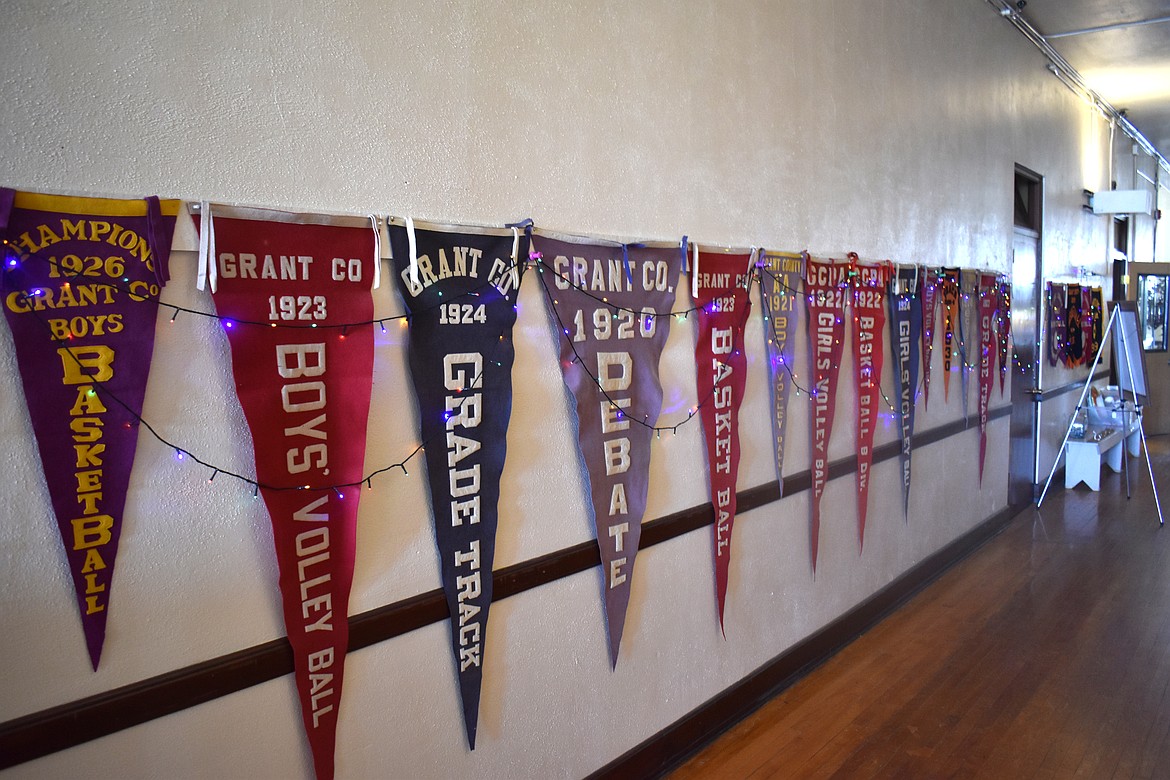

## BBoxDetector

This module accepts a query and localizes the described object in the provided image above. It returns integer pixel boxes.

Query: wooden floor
[672,437,1170,779]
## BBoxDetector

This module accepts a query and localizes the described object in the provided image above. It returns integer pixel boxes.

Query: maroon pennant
[1087,286,1103,365]
[921,268,940,409]
[199,205,377,780]
[805,257,849,572]
[849,255,889,550]
[977,274,997,484]
[692,248,752,631]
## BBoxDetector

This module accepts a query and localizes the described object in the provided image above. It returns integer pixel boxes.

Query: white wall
[1112,136,1165,265]
[0,1,1113,778]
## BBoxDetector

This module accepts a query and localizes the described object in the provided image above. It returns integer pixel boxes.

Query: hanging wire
[0,245,526,494]
[2,237,1037,493]
[532,253,753,434]
[7,248,523,332]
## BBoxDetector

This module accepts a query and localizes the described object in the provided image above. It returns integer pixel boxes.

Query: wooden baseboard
[588,500,1027,780]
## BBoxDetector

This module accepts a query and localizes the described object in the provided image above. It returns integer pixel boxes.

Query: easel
[1037,302,1164,525]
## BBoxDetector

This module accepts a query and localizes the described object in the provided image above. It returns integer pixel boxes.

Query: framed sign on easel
[1113,300,1149,403]
[1038,301,1163,525]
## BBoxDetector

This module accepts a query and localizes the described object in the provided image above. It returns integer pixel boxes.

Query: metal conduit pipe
[986,0,1170,176]
[1045,15,1170,40]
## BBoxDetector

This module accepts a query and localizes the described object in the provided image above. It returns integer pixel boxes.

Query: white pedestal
[1064,409,1142,491]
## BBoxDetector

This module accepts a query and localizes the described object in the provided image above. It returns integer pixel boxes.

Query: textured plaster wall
[0,1,1110,778]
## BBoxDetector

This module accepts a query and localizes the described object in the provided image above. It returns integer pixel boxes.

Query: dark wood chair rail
[0,405,1011,770]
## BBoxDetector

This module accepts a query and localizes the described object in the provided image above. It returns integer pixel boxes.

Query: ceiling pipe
[987,0,1170,176]
[1044,15,1170,40]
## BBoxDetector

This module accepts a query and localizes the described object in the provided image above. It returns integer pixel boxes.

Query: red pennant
[693,249,752,630]
[204,206,376,780]
[1087,286,1103,364]
[805,258,849,571]
[921,268,940,410]
[849,255,889,549]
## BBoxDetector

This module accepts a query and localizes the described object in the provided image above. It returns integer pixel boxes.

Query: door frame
[1009,164,1043,506]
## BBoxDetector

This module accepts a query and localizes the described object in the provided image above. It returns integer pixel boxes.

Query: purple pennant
[977,274,998,483]
[958,270,978,424]
[1048,282,1066,367]
[0,189,177,669]
[1066,283,1084,366]
[1087,286,1103,365]
[532,235,680,667]
[758,252,804,495]
[887,267,921,518]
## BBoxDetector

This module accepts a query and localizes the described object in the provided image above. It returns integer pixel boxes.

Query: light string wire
[758,263,926,412]
[0,244,527,494]
[530,251,754,435]
[1,240,517,333]
[531,251,707,320]
[1,237,1028,492]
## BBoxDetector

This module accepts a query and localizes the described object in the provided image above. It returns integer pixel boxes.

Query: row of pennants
[1047,280,1106,368]
[1,190,1035,779]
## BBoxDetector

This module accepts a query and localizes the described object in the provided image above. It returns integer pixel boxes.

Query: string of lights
[1,235,1025,495]
[529,251,707,322]
[2,241,524,333]
[758,264,937,411]
[531,252,752,436]
[6,284,432,494]
[0,244,522,494]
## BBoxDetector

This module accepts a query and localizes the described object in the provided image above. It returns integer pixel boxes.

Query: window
[1138,273,1167,351]
[1014,167,1041,231]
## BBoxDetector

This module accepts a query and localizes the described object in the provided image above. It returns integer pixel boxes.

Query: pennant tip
[85,636,104,672]
[311,757,335,780]
[607,633,622,671]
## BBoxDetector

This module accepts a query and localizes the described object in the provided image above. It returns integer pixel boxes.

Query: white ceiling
[1017,0,1170,165]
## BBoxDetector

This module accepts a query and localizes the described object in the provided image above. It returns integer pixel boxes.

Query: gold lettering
[58,346,115,384]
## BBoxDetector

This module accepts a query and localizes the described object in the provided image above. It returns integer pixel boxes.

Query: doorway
[1126,261,1170,434]
[1008,165,1042,507]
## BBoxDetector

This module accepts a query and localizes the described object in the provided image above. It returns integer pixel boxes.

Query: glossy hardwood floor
[672,437,1170,779]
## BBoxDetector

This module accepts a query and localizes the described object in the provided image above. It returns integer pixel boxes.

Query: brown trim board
[0,405,1011,770]
[1035,368,1110,402]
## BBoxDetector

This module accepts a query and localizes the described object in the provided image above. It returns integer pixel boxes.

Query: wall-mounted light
[1089,190,1154,215]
